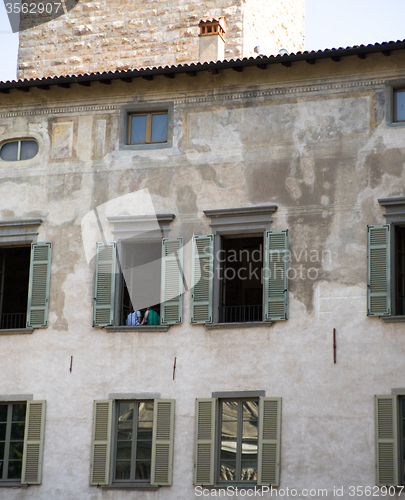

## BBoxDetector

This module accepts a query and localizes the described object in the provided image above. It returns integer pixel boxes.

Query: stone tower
[17,0,305,80]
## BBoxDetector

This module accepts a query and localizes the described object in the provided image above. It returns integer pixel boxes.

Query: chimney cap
[198,16,227,41]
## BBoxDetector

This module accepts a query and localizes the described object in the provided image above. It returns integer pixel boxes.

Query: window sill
[120,142,172,151]
[102,484,159,490]
[104,325,169,332]
[382,315,405,323]
[0,483,27,488]
[0,328,34,335]
[205,321,274,330]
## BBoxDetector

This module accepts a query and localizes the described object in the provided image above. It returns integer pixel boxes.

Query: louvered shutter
[151,399,175,486]
[161,238,183,325]
[264,230,289,321]
[21,400,46,484]
[93,242,116,327]
[191,235,214,324]
[368,225,391,316]
[90,400,112,486]
[375,395,398,486]
[258,397,281,487]
[27,242,52,328]
[194,398,216,486]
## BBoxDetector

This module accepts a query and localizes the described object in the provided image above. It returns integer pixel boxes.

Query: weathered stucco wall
[16,0,305,80]
[1,53,405,499]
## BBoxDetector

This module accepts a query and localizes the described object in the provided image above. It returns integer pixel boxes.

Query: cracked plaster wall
[0,56,404,498]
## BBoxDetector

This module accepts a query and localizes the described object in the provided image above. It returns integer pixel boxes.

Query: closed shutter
[93,242,116,327]
[194,398,216,486]
[375,395,398,486]
[368,225,391,316]
[27,242,52,328]
[191,235,214,324]
[21,400,46,484]
[151,399,175,486]
[161,238,183,325]
[258,397,281,487]
[90,400,112,486]
[264,230,289,321]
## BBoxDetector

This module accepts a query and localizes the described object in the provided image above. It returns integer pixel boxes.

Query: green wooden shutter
[90,400,112,486]
[375,395,398,486]
[27,242,52,328]
[161,238,183,325]
[258,397,281,487]
[264,230,289,321]
[191,235,214,324]
[21,400,46,485]
[194,398,216,486]
[151,399,175,486]
[93,242,116,327]
[368,225,391,316]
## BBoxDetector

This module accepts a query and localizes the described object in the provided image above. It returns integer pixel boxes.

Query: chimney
[198,16,227,63]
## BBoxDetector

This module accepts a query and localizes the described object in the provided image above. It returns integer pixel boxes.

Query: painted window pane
[0,142,18,161]
[20,140,38,161]
[130,115,147,143]
[151,113,167,142]
[397,91,405,121]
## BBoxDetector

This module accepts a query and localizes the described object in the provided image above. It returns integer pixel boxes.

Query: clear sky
[0,0,404,82]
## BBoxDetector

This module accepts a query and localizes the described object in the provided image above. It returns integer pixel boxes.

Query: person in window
[142,307,160,325]
[126,308,143,326]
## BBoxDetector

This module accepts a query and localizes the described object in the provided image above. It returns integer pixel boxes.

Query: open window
[0,242,52,331]
[194,395,281,487]
[90,398,175,487]
[0,400,46,485]
[368,198,405,320]
[191,206,288,325]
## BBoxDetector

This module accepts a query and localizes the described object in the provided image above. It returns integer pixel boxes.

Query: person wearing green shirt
[143,307,160,325]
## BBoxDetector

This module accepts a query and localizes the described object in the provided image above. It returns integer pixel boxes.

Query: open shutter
[191,235,214,324]
[161,238,183,325]
[375,395,398,486]
[27,242,52,328]
[21,400,46,485]
[93,242,116,327]
[151,399,175,486]
[368,225,391,316]
[194,398,216,486]
[264,230,289,321]
[90,400,112,486]
[258,397,281,487]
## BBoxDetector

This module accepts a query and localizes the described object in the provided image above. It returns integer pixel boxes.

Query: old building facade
[1,2,405,499]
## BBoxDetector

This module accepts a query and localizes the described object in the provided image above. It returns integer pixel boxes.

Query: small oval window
[0,139,39,161]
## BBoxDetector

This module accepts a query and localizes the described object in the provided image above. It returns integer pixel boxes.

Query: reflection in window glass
[0,403,26,482]
[130,115,148,144]
[0,142,18,161]
[0,140,38,161]
[397,91,405,122]
[151,114,167,142]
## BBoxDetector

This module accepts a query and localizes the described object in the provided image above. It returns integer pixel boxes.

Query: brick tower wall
[17,0,304,80]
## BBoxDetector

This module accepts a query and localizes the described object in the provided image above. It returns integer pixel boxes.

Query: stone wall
[17,0,305,80]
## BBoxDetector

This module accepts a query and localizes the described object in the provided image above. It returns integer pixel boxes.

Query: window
[395,90,405,122]
[191,206,288,325]
[194,396,281,487]
[367,198,405,319]
[119,102,173,150]
[128,112,168,145]
[90,398,175,487]
[0,242,52,330]
[0,140,38,162]
[0,400,46,486]
[93,214,183,328]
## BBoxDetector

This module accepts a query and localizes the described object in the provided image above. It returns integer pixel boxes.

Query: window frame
[119,102,174,151]
[0,139,39,162]
[216,397,260,485]
[127,111,168,145]
[111,400,154,486]
[394,89,405,123]
[0,402,27,484]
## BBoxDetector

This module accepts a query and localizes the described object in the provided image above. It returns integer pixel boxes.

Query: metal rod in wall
[333,328,336,364]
